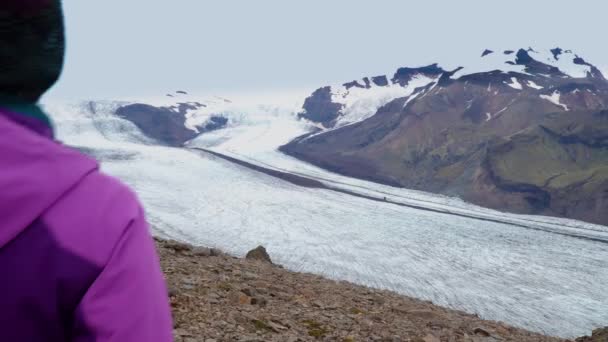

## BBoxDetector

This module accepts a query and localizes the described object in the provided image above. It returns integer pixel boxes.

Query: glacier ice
[46,100,608,338]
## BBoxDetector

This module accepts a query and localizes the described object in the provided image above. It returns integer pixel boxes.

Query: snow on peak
[449,47,596,80]
[449,49,529,79]
[529,48,592,78]
[329,73,438,127]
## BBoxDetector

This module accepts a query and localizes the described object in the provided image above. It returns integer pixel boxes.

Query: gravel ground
[157,239,580,342]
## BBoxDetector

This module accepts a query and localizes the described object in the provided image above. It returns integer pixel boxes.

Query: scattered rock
[245,246,272,264]
[210,248,223,257]
[473,327,491,337]
[157,238,568,342]
[192,247,212,257]
[422,334,441,342]
[576,326,608,342]
[164,240,192,253]
[267,321,289,332]
[180,277,197,290]
[173,328,192,337]
[167,285,179,297]
[592,327,608,341]
[229,291,253,305]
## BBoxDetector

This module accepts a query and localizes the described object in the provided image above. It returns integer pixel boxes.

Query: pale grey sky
[46,0,608,100]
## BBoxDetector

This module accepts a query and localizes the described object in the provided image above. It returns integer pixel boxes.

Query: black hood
[0,0,64,103]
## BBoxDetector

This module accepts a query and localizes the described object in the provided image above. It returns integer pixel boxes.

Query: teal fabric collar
[0,98,53,133]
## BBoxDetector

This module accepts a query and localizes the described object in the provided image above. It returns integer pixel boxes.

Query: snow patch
[526,81,544,90]
[494,106,509,118]
[540,91,569,111]
[402,91,422,109]
[505,77,523,90]
[465,99,473,110]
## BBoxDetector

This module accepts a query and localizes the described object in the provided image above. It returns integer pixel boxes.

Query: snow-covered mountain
[86,47,606,150]
[286,47,608,226]
[298,48,606,129]
[298,64,443,128]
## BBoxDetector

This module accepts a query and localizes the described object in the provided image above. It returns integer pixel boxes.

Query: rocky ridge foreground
[157,238,605,342]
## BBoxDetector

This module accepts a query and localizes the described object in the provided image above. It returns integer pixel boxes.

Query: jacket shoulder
[42,169,145,267]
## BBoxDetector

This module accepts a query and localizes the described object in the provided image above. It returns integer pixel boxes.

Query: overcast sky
[46,0,608,100]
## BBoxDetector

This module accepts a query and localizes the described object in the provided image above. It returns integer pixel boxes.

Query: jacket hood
[0,0,64,103]
[0,109,98,249]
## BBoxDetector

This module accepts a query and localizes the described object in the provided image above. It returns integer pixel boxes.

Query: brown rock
[229,291,252,305]
[576,327,608,342]
[245,246,272,264]
[164,240,192,252]
[210,248,224,257]
[192,247,212,257]
[173,328,193,337]
[167,285,179,297]
[422,334,441,342]
[592,327,608,341]
[267,321,289,331]
[473,327,491,337]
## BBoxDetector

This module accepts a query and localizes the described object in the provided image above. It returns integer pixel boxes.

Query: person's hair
[0,0,64,103]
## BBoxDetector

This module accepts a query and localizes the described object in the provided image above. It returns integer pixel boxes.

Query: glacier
[45,99,608,338]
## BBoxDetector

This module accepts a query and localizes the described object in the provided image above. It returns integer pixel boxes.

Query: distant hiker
[0,1,173,341]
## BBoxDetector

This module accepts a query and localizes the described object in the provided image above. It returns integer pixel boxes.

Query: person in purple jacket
[0,0,174,340]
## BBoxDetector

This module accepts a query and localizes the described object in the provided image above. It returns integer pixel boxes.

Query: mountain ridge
[284,47,608,225]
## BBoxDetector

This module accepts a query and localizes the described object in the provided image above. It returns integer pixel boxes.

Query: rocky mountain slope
[282,48,608,225]
[113,92,232,146]
[158,238,582,342]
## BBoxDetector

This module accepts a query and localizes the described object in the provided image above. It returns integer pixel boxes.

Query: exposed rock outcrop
[114,101,228,146]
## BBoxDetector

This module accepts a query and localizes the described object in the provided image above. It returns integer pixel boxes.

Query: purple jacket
[0,109,174,341]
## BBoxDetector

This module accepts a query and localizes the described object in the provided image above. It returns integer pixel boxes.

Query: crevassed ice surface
[190,107,608,242]
[47,101,608,338]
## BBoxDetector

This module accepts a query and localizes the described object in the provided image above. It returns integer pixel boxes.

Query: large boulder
[245,246,272,264]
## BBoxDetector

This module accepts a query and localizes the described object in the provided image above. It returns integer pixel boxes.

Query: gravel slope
[158,239,569,342]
